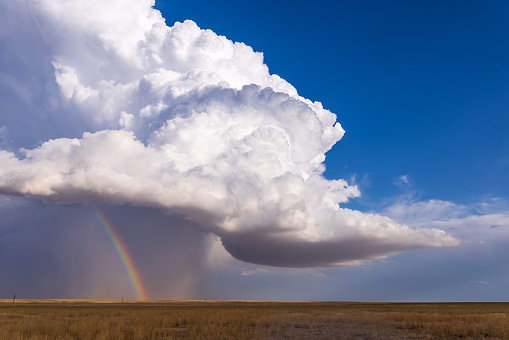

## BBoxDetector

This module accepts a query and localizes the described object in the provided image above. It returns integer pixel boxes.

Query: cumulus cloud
[0,0,458,272]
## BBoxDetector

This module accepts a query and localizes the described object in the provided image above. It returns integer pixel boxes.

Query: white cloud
[383,191,509,245]
[0,126,7,146]
[118,111,135,130]
[0,0,458,268]
[240,268,268,276]
[475,280,490,286]
[384,199,470,225]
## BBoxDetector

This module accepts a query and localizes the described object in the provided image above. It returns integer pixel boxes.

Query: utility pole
[12,294,16,303]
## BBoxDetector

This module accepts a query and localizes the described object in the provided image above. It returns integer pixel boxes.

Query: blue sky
[156,0,509,207]
[0,0,508,301]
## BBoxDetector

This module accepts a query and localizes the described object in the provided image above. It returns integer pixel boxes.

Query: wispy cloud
[382,176,509,246]
[475,280,490,286]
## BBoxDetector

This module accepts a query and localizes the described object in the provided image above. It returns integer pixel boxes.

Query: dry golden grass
[0,300,508,339]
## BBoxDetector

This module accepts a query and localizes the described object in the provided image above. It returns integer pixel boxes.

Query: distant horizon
[4,298,509,304]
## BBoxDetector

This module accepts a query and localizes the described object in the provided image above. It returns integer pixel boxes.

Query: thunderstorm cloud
[0,0,458,270]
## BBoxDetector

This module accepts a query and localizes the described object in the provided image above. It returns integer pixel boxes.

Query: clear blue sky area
[155,0,509,208]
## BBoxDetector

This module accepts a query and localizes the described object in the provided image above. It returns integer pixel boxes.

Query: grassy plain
[0,300,508,339]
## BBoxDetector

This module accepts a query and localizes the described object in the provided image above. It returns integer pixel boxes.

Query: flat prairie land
[0,300,508,339]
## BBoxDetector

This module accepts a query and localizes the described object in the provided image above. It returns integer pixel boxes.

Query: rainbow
[92,206,149,300]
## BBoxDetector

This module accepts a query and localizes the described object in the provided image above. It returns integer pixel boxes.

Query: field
[1,300,508,339]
